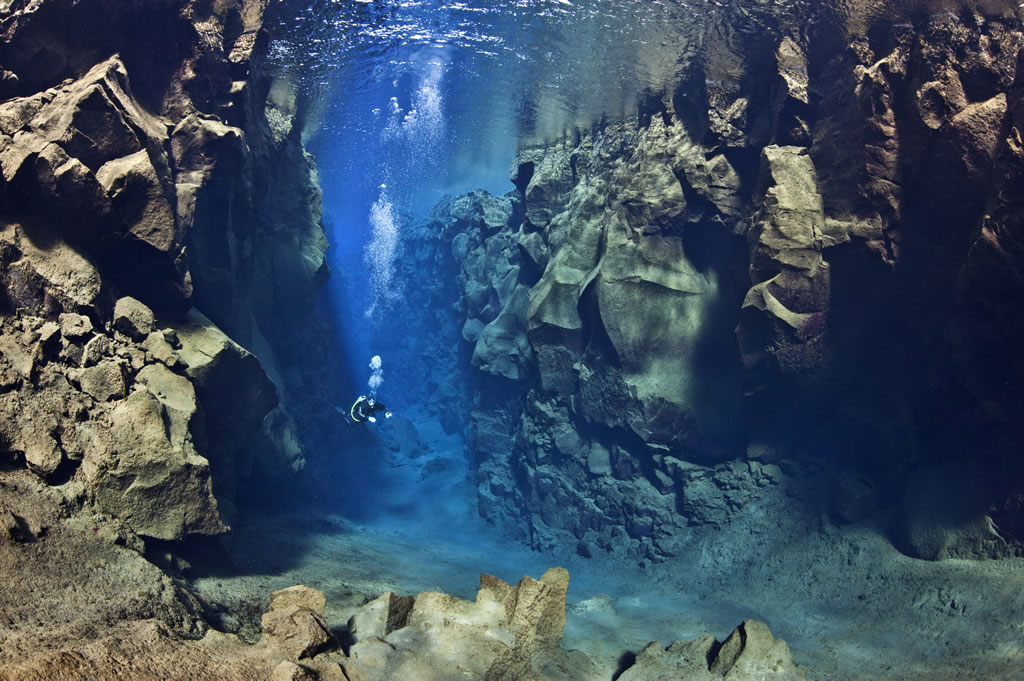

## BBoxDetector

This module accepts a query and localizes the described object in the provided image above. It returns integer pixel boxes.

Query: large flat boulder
[81,387,224,540]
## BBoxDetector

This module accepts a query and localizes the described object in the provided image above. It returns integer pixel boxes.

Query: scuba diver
[348,395,391,425]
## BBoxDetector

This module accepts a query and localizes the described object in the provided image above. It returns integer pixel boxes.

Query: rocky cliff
[0,0,343,672]
[438,9,1024,563]
[0,0,336,535]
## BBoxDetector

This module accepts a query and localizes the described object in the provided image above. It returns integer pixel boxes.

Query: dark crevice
[611,650,638,680]
[513,161,535,195]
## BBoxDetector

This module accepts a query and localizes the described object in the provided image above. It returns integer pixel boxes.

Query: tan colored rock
[32,141,114,224]
[135,363,197,448]
[59,312,93,338]
[142,330,183,368]
[0,502,18,542]
[737,145,831,390]
[618,620,805,681]
[97,149,178,253]
[951,93,1008,176]
[37,320,59,346]
[712,620,803,679]
[0,366,80,480]
[0,53,200,312]
[76,359,127,402]
[113,296,156,340]
[345,568,595,681]
[0,332,34,381]
[617,636,721,681]
[82,388,224,540]
[347,592,414,643]
[0,54,165,199]
[0,223,103,314]
[261,586,335,662]
[771,35,812,145]
[270,585,327,616]
[512,567,567,644]
[915,71,967,131]
[272,660,315,681]
[262,598,334,661]
[22,431,62,479]
[0,619,275,681]
[81,334,112,367]
[170,113,247,235]
[0,90,52,136]
[173,308,277,460]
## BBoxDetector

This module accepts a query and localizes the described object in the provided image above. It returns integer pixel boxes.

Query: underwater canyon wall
[0,0,334,544]
[430,10,1024,563]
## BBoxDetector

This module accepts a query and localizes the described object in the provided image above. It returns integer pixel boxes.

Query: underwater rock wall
[0,0,333,538]
[442,10,1024,562]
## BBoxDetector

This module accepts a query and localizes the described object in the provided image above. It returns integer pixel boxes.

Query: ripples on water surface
[266,0,1021,300]
[270,0,1018,150]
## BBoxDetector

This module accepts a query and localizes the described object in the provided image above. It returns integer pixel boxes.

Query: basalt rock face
[0,0,333,525]
[441,11,1024,561]
[0,0,334,671]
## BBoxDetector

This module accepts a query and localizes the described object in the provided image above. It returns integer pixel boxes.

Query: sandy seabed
[191,417,1024,681]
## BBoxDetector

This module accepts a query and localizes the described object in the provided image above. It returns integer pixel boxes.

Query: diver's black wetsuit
[350,396,389,423]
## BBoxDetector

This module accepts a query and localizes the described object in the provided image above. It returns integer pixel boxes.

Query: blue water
[219,5,1024,681]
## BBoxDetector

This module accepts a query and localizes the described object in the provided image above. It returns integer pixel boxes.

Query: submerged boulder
[344,570,810,681]
[262,585,335,661]
[113,296,156,340]
[344,567,597,681]
[82,387,224,540]
[618,619,806,681]
[0,55,192,312]
[0,223,103,316]
[75,359,127,402]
